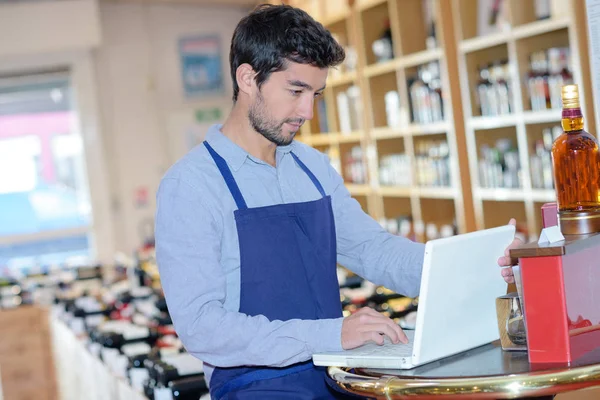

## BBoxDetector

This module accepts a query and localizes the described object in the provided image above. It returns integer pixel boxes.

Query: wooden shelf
[322,11,349,27]
[531,189,556,203]
[378,186,457,199]
[378,186,412,197]
[469,115,518,130]
[522,109,563,125]
[476,188,527,201]
[287,0,592,238]
[459,32,509,54]
[512,17,570,40]
[309,131,363,146]
[452,0,594,236]
[459,17,570,54]
[356,0,387,12]
[406,121,450,135]
[328,71,358,87]
[346,184,372,196]
[364,59,401,78]
[371,127,407,140]
[415,187,457,199]
[398,48,443,68]
[338,131,364,143]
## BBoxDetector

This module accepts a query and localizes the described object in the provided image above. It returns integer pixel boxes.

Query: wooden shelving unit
[281,0,476,238]
[453,0,596,241]
[269,0,596,243]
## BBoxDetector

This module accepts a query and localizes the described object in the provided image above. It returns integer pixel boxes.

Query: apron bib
[204,142,355,399]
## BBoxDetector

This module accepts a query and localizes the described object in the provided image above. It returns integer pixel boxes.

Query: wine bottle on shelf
[551,84,600,234]
[372,19,393,63]
[168,376,209,399]
[147,353,207,400]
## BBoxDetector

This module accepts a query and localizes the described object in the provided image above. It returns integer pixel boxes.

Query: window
[0,72,92,269]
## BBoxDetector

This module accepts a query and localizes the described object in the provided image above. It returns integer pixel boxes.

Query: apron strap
[204,141,327,209]
[204,142,248,210]
[290,152,327,197]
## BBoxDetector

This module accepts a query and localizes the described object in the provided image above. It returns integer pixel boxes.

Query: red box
[514,233,600,365]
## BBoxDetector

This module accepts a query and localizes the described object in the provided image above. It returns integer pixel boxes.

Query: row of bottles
[329,34,358,77]
[371,0,437,65]
[476,61,512,117]
[378,215,457,243]
[384,90,410,129]
[414,140,451,187]
[343,146,368,184]
[7,260,209,400]
[526,47,573,112]
[530,125,561,190]
[379,153,411,187]
[478,139,521,189]
[408,62,444,124]
[336,86,363,133]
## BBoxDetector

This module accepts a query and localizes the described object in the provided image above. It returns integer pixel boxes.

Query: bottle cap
[561,84,580,109]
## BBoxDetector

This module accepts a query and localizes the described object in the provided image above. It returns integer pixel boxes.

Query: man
[155,4,521,399]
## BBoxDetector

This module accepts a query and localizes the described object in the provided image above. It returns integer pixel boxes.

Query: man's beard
[248,92,302,146]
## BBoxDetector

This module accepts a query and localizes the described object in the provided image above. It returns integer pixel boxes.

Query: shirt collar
[205,124,295,171]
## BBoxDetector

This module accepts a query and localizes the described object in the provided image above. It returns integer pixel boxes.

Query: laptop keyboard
[341,330,416,357]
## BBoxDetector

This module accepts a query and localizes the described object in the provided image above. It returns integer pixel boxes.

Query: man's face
[248,62,328,146]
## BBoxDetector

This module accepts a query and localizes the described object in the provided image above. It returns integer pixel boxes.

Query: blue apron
[204,142,358,399]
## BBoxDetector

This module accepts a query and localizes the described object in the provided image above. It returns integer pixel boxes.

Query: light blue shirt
[155,124,425,385]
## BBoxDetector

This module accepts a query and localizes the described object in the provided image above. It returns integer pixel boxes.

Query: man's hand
[341,307,408,349]
[497,218,524,284]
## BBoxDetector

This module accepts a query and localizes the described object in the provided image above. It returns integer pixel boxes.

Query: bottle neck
[562,107,584,132]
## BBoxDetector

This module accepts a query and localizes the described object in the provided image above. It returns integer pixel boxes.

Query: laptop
[313,224,515,370]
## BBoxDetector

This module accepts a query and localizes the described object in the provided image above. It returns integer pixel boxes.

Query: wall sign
[179,35,224,98]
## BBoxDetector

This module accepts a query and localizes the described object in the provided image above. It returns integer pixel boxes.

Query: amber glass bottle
[551,84,600,234]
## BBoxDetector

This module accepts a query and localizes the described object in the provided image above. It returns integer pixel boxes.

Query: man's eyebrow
[287,80,326,92]
[287,80,313,90]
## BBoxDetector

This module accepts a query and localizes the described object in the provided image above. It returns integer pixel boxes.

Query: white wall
[94,3,249,254]
[0,0,101,57]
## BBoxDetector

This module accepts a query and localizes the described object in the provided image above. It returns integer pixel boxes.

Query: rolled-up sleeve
[325,163,425,298]
[155,176,344,368]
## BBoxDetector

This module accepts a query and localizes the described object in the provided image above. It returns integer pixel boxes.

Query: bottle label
[167,353,204,376]
[129,368,150,392]
[153,387,174,400]
[122,326,150,340]
[562,107,582,119]
[121,342,151,357]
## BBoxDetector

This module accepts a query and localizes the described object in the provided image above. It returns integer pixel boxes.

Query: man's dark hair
[229,3,345,102]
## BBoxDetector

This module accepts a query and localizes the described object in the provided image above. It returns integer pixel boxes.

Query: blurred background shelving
[275,0,595,244]
[453,0,595,241]
[281,0,477,241]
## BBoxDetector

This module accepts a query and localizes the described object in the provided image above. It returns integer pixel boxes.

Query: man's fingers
[369,323,400,344]
[498,256,512,266]
[364,331,384,346]
[501,267,513,278]
[396,326,409,344]
[356,309,408,344]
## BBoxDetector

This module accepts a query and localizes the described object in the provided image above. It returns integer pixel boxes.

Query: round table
[327,342,600,399]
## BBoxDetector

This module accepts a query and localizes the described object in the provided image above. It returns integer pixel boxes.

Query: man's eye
[314,92,323,98]
[290,90,303,96]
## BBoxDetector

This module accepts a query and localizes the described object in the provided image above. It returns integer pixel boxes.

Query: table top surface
[328,342,600,399]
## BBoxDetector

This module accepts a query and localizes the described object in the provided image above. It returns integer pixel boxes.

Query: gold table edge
[327,364,600,398]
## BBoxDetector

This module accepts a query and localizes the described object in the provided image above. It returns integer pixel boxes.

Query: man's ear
[236,63,255,98]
